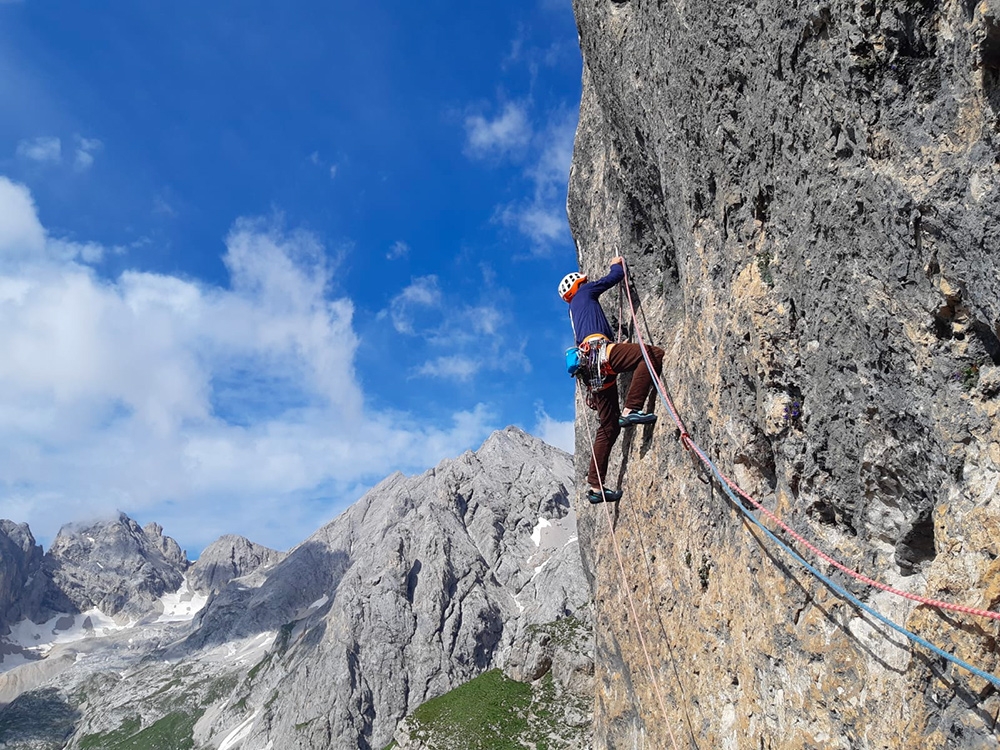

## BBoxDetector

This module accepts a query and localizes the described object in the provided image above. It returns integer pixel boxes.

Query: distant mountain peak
[44,511,188,619]
[478,425,564,455]
[188,534,283,595]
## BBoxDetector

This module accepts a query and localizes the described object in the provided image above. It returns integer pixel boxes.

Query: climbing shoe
[587,487,623,504]
[619,410,657,427]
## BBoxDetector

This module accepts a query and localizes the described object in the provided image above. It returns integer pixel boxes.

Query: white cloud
[12,135,101,172]
[415,355,481,381]
[381,274,529,383]
[15,136,61,164]
[0,178,46,255]
[464,102,532,158]
[461,95,576,252]
[503,23,572,72]
[46,238,109,264]
[529,112,576,193]
[382,275,441,334]
[532,407,574,454]
[504,35,524,68]
[153,193,177,218]
[307,151,338,179]
[0,177,115,266]
[73,136,102,171]
[468,304,502,336]
[497,108,577,252]
[499,204,566,245]
[0,177,497,551]
[387,240,409,260]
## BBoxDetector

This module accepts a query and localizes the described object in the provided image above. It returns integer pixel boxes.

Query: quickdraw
[578,335,615,411]
[567,309,615,404]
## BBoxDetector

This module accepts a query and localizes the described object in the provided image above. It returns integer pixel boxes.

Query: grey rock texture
[43,513,188,620]
[188,535,283,595]
[0,523,46,635]
[0,688,78,750]
[569,0,1000,746]
[504,615,595,738]
[0,427,590,750]
[190,426,586,750]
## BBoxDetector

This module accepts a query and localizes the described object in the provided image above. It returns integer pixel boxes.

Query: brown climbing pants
[587,342,665,488]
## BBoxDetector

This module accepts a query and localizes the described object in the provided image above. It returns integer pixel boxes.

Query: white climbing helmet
[558,272,587,301]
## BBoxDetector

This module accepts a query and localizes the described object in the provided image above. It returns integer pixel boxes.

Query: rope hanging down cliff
[621,262,1000,623]
[582,410,683,750]
[604,258,1000,690]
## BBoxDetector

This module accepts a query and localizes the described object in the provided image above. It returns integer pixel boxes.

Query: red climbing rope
[616,284,624,344]
[619,260,1000,624]
[582,411,681,750]
[719,464,1000,621]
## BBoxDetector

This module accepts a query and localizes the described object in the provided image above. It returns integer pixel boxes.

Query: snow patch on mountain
[0,609,123,673]
[155,577,207,623]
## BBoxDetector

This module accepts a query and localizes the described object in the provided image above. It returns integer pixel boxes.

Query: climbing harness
[565,336,612,386]
[579,334,614,392]
[598,258,1000,691]
[568,309,615,399]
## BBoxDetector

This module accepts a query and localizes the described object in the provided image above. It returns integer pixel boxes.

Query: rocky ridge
[188,535,285,596]
[0,513,215,642]
[0,523,46,636]
[174,426,589,750]
[0,427,592,750]
[42,514,189,620]
[568,0,1000,747]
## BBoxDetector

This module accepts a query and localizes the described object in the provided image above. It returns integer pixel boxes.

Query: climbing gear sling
[567,310,615,397]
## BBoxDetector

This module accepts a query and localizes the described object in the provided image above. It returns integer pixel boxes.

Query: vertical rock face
[0,522,46,634]
[569,0,1000,746]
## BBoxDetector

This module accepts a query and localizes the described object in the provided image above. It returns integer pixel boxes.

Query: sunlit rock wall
[568,0,1000,746]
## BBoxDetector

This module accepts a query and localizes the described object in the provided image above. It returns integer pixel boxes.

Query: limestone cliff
[568,0,1000,746]
[0,523,46,636]
[0,428,590,750]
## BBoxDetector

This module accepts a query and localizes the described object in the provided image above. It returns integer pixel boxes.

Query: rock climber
[559,256,665,504]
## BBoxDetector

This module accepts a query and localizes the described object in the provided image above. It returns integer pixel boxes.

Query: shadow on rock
[180,542,352,651]
[0,688,79,749]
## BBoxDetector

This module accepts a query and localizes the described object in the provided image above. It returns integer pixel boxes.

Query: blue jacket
[568,263,623,344]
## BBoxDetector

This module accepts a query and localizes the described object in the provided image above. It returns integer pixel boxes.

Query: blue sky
[0,0,582,554]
